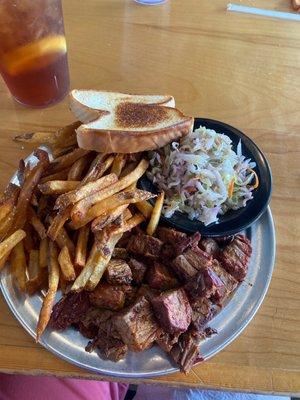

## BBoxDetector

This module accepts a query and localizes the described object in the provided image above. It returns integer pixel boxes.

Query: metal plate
[0,153,276,378]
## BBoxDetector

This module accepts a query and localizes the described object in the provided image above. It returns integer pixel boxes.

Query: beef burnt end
[89,283,125,310]
[50,291,90,330]
[127,234,163,258]
[105,259,132,285]
[218,234,252,281]
[199,238,219,257]
[156,227,187,244]
[151,288,192,334]
[146,262,178,290]
[184,267,226,303]
[170,328,203,373]
[113,296,160,351]
[128,257,147,284]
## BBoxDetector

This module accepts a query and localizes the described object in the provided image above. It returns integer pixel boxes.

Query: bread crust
[76,117,194,153]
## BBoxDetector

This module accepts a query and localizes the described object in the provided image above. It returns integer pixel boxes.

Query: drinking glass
[0,0,70,107]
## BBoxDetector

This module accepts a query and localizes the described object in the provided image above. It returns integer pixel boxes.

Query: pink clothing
[0,373,128,400]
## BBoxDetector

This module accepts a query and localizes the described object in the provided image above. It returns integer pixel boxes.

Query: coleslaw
[147,126,258,226]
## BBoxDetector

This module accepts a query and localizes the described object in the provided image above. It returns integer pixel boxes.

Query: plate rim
[0,147,276,378]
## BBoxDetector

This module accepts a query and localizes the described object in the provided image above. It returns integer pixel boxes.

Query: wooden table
[0,0,299,395]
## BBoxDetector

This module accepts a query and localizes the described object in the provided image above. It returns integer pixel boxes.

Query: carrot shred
[228,179,235,198]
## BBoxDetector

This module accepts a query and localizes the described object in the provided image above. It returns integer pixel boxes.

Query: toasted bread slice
[70,89,175,123]
[76,102,194,153]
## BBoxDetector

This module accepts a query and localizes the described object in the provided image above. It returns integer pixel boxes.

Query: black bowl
[139,118,272,237]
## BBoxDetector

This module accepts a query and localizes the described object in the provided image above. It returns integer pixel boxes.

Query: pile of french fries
[0,122,164,341]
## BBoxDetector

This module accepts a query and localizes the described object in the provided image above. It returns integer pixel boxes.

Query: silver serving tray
[0,152,276,378]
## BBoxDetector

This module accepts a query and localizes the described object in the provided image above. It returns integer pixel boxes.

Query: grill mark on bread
[116,103,168,128]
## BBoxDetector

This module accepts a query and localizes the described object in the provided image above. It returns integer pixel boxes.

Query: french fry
[27,249,39,279]
[81,154,114,184]
[55,226,75,256]
[146,192,165,236]
[0,229,26,262]
[22,223,36,253]
[74,225,89,269]
[36,241,60,341]
[0,183,20,223]
[30,192,39,207]
[14,131,56,146]
[39,237,48,269]
[47,205,72,241]
[108,213,145,236]
[39,168,70,184]
[33,148,50,166]
[53,121,81,146]
[54,173,118,210]
[0,214,15,242]
[58,246,76,281]
[85,234,122,291]
[51,145,77,159]
[71,244,97,291]
[8,161,45,234]
[71,189,154,229]
[14,121,80,149]
[67,155,89,181]
[26,269,48,295]
[111,154,126,177]
[91,205,128,232]
[0,253,10,270]
[47,148,89,175]
[71,159,149,220]
[135,200,153,219]
[28,206,47,240]
[38,180,80,195]
[59,273,68,294]
[10,241,27,291]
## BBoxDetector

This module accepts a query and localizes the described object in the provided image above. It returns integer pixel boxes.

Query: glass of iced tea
[0,0,70,108]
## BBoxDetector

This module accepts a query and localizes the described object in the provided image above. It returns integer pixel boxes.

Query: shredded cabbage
[147,126,257,226]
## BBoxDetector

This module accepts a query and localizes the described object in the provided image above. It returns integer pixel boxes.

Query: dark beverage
[0,0,70,108]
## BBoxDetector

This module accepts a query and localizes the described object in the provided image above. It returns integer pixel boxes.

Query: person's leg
[0,373,128,400]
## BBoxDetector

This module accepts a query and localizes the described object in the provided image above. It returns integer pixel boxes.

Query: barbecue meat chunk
[185,268,226,303]
[174,232,201,256]
[50,291,90,330]
[156,331,180,353]
[146,262,178,290]
[112,247,128,260]
[86,334,127,362]
[89,283,125,310]
[105,259,132,285]
[170,328,203,373]
[199,238,219,257]
[184,247,212,270]
[127,234,163,258]
[113,296,160,351]
[172,255,198,281]
[151,288,192,334]
[121,284,138,305]
[136,284,160,301]
[190,297,216,330]
[218,234,252,281]
[128,258,147,284]
[156,227,187,244]
[79,308,113,339]
[210,259,238,300]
